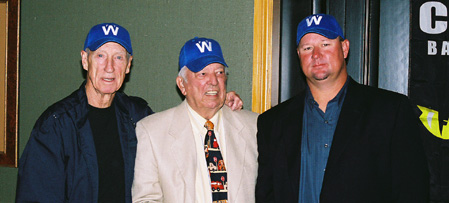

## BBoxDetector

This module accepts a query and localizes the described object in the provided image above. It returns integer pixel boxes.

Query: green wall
[0,1,254,202]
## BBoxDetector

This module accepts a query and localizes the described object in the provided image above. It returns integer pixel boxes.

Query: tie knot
[204,120,214,131]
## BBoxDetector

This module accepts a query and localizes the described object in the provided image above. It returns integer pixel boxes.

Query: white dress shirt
[186,102,227,203]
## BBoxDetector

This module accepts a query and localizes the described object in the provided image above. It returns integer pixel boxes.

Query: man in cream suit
[132,37,258,203]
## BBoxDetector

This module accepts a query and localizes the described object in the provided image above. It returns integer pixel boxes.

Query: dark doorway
[275,0,410,104]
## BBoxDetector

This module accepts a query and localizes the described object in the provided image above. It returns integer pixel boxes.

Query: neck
[196,109,219,120]
[307,75,347,113]
[186,101,221,120]
[85,85,115,108]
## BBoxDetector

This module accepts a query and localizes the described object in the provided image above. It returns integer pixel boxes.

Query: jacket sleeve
[391,97,429,202]
[132,121,163,203]
[16,115,67,202]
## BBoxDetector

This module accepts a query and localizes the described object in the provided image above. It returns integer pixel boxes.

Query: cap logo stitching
[306,15,323,27]
[102,25,119,36]
[195,40,212,53]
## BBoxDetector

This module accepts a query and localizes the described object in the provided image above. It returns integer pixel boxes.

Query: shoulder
[237,109,259,128]
[259,92,305,120]
[222,106,258,122]
[137,104,181,127]
[231,107,258,118]
[29,88,86,139]
[117,92,148,107]
[344,80,416,121]
[348,81,410,105]
[38,88,85,122]
[115,92,153,115]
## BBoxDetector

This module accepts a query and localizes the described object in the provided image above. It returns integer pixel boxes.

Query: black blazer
[255,78,429,203]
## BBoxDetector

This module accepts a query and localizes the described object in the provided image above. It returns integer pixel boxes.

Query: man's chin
[313,75,329,81]
[205,102,225,109]
[94,87,119,96]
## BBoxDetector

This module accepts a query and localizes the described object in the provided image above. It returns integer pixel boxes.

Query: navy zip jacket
[16,82,153,203]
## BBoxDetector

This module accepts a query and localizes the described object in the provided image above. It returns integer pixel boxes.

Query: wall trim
[252,0,273,114]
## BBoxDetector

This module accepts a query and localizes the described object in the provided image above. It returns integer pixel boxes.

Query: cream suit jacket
[132,100,258,203]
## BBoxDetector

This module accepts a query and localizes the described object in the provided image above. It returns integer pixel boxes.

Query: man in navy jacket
[16,23,153,203]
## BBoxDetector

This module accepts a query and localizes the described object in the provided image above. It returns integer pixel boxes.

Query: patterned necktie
[204,120,228,202]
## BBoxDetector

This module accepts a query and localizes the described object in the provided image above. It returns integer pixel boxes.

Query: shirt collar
[305,77,349,107]
[185,101,221,132]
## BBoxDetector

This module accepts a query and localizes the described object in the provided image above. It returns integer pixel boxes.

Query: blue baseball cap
[84,23,133,55]
[296,14,344,46]
[179,37,227,72]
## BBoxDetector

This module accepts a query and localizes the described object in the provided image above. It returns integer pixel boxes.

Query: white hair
[178,65,229,83]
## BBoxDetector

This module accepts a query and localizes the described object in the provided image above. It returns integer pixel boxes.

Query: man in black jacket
[255,14,429,203]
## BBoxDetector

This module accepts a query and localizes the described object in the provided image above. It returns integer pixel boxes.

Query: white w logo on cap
[195,41,212,53]
[102,25,119,36]
[306,15,323,27]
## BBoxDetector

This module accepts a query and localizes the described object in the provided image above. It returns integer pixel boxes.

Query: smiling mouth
[103,78,115,82]
[205,91,218,96]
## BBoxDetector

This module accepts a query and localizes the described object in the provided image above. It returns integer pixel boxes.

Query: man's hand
[225,91,243,111]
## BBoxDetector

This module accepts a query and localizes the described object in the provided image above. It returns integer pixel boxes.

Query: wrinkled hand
[225,91,243,111]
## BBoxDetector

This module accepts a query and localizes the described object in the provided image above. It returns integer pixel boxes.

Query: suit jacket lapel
[168,101,197,200]
[267,93,304,201]
[221,106,246,200]
[325,78,365,172]
[283,94,305,199]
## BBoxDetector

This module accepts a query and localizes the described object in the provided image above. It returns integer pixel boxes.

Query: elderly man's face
[177,63,227,119]
[81,42,132,99]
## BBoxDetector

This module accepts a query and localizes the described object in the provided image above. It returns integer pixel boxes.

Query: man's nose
[312,48,321,59]
[208,74,219,85]
[105,58,114,72]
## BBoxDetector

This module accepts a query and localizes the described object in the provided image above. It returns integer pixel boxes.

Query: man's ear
[176,76,187,96]
[81,51,88,71]
[341,39,350,59]
[126,56,133,74]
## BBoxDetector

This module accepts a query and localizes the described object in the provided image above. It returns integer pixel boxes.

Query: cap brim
[186,55,228,73]
[86,37,133,55]
[297,28,344,46]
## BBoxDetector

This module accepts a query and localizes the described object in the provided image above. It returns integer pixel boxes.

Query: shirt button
[324,144,329,148]
[324,120,329,124]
